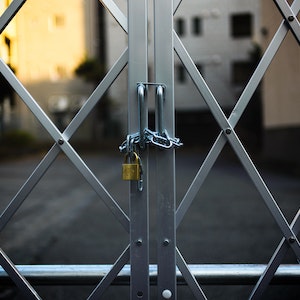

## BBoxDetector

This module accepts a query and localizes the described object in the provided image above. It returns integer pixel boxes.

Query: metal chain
[119,129,183,153]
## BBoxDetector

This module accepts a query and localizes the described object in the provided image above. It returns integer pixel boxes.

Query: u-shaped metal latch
[156,85,164,135]
[137,83,146,149]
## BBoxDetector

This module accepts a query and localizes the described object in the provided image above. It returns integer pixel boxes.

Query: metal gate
[0,0,299,299]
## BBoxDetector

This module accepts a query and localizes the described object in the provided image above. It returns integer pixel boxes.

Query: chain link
[119,129,183,153]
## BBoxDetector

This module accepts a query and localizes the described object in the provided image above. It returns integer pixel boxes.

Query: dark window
[56,65,67,78]
[232,61,253,85]
[148,66,152,83]
[175,18,185,36]
[176,65,186,83]
[192,17,202,36]
[230,13,252,38]
[4,36,11,57]
[54,15,65,27]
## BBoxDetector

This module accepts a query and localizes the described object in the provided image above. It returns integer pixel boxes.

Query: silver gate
[0,0,299,299]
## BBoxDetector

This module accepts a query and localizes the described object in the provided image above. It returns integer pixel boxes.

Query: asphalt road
[0,148,299,299]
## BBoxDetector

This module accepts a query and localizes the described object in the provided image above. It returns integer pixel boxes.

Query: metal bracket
[156,84,165,135]
[137,82,167,88]
[119,83,183,153]
[137,83,147,149]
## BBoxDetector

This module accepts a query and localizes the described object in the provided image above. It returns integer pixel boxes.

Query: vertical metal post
[154,0,177,299]
[128,0,149,299]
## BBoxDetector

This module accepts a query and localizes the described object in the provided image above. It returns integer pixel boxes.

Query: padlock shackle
[124,151,139,163]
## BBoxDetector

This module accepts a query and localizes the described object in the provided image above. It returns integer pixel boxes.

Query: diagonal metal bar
[274,0,300,44]
[0,249,41,300]
[227,0,300,127]
[0,59,67,142]
[88,245,130,299]
[0,49,129,232]
[0,144,60,231]
[176,248,207,300]
[99,0,182,33]
[173,0,183,14]
[226,129,300,258]
[174,26,300,257]
[176,131,225,227]
[0,0,26,34]
[176,0,300,229]
[250,210,300,299]
[173,33,229,132]
[59,140,130,232]
[99,0,128,33]
[63,48,128,140]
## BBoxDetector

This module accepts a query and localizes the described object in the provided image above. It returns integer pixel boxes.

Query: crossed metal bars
[274,0,300,43]
[0,1,130,298]
[0,0,299,299]
[174,0,300,298]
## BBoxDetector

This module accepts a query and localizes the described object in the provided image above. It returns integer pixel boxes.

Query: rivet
[58,138,64,145]
[289,236,296,243]
[136,239,143,246]
[137,291,143,298]
[163,238,170,246]
[162,289,172,299]
[288,15,294,22]
[225,128,232,135]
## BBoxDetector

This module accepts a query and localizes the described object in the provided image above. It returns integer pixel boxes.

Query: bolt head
[225,128,232,135]
[288,15,294,22]
[136,239,143,246]
[137,291,143,298]
[163,239,170,246]
[58,138,64,145]
[162,289,172,299]
[289,236,296,243]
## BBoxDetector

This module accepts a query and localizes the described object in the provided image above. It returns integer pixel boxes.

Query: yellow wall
[0,0,95,140]
[0,0,17,65]
[14,0,86,82]
[261,1,300,128]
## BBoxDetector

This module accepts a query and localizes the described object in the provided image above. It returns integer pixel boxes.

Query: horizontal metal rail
[0,264,299,286]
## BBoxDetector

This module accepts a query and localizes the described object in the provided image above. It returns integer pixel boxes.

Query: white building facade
[105,0,261,122]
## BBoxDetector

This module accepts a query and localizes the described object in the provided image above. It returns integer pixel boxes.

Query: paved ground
[0,147,299,299]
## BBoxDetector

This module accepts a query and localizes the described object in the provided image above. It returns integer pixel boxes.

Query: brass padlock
[122,152,140,181]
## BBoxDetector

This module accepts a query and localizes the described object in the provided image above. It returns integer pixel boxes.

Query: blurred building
[1,0,103,141]
[1,1,299,164]
[0,0,18,136]
[105,0,299,163]
[105,0,262,145]
[173,0,262,146]
[0,1,16,65]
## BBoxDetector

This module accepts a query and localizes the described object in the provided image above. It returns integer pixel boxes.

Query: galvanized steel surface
[0,0,299,299]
